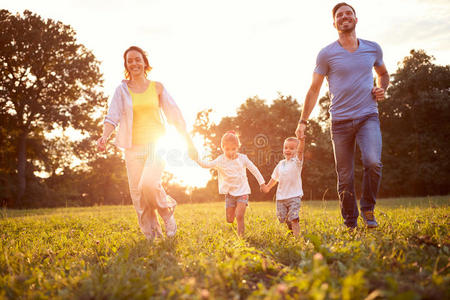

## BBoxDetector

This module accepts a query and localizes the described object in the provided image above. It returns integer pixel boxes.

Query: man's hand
[371,87,385,101]
[295,123,307,140]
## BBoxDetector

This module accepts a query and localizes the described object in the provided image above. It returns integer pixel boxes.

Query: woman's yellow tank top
[129,81,165,145]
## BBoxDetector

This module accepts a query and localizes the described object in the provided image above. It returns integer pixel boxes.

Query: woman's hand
[96,136,108,152]
[182,132,198,161]
[188,144,198,161]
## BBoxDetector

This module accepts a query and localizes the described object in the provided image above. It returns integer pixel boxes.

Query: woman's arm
[97,86,123,152]
[96,123,115,152]
[104,86,124,128]
[157,82,187,132]
[157,82,198,160]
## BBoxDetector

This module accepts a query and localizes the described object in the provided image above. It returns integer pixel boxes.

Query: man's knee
[364,159,382,171]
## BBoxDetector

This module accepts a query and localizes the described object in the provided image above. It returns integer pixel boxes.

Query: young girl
[195,131,265,237]
[262,137,305,237]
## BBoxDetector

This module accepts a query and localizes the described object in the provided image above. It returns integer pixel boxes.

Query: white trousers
[124,144,176,239]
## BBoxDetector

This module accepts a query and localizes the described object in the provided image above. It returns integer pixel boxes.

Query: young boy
[262,137,305,236]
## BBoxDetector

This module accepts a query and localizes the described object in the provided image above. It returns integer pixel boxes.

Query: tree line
[1,10,449,208]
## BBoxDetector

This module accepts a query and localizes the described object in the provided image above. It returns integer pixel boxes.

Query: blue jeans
[331,114,382,227]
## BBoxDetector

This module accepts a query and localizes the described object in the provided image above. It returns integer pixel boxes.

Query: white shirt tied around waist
[197,153,265,196]
[271,157,303,201]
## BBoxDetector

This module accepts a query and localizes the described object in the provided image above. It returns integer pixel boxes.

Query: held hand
[96,136,107,152]
[260,184,268,193]
[182,132,198,161]
[295,123,307,140]
[371,87,385,101]
[188,145,199,161]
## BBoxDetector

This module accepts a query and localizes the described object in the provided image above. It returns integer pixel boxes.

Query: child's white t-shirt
[197,153,265,196]
[271,157,303,200]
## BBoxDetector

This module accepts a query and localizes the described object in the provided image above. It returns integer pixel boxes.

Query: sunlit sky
[5,0,450,187]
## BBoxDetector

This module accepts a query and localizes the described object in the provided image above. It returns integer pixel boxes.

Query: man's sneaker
[361,210,378,228]
[164,214,177,237]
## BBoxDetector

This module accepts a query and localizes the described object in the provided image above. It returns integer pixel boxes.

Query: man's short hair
[332,2,356,19]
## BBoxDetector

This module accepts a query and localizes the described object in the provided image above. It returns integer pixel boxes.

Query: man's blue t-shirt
[314,39,384,121]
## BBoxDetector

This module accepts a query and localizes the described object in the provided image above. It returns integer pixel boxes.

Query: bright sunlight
[156,126,211,188]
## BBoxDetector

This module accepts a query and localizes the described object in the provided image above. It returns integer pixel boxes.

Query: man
[295,2,389,229]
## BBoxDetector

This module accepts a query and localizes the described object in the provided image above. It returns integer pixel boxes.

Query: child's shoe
[286,220,293,231]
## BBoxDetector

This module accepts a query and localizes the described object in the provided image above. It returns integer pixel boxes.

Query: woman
[97,46,197,240]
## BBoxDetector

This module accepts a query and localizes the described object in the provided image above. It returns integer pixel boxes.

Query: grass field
[1,196,449,299]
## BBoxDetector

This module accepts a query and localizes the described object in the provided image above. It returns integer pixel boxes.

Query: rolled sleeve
[104,87,123,127]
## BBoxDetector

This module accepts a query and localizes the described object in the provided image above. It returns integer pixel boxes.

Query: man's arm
[372,64,389,101]
[295,72,325,139]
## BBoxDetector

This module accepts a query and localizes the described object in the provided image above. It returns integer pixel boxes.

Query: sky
[3,0,450,187]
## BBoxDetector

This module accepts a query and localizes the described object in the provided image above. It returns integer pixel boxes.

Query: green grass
[1,196,449,299]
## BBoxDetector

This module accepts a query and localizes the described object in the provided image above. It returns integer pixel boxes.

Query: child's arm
[243,155,265,188]
[195,156,219,169]
[262,178,277,193]
[297,137,306,162]
[262,162,280,193]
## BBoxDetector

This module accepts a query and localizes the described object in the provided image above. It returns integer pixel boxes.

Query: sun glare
[156,126,211,188]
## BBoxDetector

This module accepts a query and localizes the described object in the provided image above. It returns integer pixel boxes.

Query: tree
[379,49,450,196]
[0,10,106,206]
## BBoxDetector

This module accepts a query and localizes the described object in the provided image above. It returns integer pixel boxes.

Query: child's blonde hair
[221,131,241,148]
[284,137,299,145]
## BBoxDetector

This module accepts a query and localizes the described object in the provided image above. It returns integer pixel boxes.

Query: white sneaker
[164,214,177,237]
